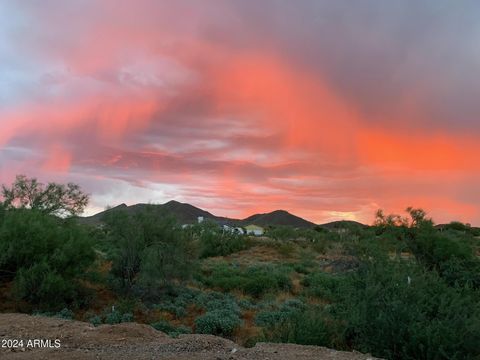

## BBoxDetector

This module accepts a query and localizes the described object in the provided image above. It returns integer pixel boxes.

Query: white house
[245,224,264,236]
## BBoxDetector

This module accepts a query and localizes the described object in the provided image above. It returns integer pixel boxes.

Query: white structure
[245,225,264,236]
[197,216,204,224]
[222,225,245,235]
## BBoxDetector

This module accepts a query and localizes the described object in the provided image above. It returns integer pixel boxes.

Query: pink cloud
[2,1,480,225]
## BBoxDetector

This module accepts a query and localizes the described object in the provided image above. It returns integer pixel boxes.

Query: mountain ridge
[78,200,366,228]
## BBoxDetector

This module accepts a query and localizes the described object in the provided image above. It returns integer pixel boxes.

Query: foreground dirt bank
[0,313,380,360]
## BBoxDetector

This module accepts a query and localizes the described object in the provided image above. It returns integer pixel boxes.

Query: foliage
[407,224,480,288]
[197,221,248,258]
[1,175,89,217]
[151,320,192,337]
[255,299,306,327]
[336,258,480,360]
[89,315,102,327]
[104,206,198,296]
[195,309,242,337]
[266,307,333,347]
[34,307,74,320]
[200,262,292,297]
[268,226,297,241]
[0,208,95,310]
[302,272,346,301]
[374,207,432,229]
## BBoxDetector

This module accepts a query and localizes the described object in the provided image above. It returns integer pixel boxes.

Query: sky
[1,0,480,224]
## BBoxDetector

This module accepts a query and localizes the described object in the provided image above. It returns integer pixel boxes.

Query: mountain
[78,201,319,228]
[79,201,375,230]
[242,210,316,228]
[78,200,220,225]
[318,220,369,230]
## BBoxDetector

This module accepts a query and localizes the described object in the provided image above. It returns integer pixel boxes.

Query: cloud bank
[1,0,480,224]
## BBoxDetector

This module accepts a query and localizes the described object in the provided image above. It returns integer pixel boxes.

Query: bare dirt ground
[0,313,381,360]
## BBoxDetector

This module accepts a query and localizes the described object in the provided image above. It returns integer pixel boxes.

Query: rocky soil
[0,313,381,360]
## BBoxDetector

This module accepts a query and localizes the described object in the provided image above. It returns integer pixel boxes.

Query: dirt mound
[0,313,381,360]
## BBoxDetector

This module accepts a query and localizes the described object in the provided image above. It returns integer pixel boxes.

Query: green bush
[104,206,198,297]
[338,258,480,359]
[200,263,292,297]
[102,307,134,325]
[302,272,346,301]
[407,225,480,288]
[55,308,74,320]
[268,226,297,241]
[0,209,95,310]
[255,299,306,327]
[195,310,242,337]
[266,307,332,347]
[89,315,102,327]
[154,302,187,318]
[151,320,191,337]
[198,222,248,258]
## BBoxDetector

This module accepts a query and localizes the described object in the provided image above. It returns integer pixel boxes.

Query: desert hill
[242,209,316,228]
[78,201,328,228]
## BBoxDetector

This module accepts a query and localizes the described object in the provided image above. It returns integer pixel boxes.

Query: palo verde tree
[104,205,198,297]
[0,176,95,310]
[1,175,89,217]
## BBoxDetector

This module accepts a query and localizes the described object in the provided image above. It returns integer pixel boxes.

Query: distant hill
[242,210,316,228]
[78,201,372,230]
[318,220,369,230]
[78,200,220,226]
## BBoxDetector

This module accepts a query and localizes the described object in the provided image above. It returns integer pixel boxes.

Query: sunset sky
[1,1,480,224]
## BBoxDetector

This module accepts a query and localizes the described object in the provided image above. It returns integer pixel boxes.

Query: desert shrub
[302,272,346,301]
[89,315,102,327]
[407,225,480,288]
[268,226,297,241]
[0,209,95,310]
[104,309,123,324]
[151,320,192,337]
[152,286,203,318]
[14,262,77,309]
[310,236,329,254]
[121,312,134,322]
[255,299,306,327]
[152,320,176,333]
[105,206,198,296]
[266,307,332,347]
[275,242,296,257]
[33,307,74,320]
[255,310,290,327]
[243,274,278,297]
[195,310,242,337]
[0,203,5,227]
[154,302,187,318]
[293,263,309,274]
[238,298,256,310]
[201,263,292,297]
[337,258,480,360]
[443,221,472,233]
[194,291,241,314]
[198,222,248,258]
[55,308,75,320]
[101,307,134,325]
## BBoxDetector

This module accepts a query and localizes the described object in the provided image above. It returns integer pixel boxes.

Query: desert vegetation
[1,176,480,359]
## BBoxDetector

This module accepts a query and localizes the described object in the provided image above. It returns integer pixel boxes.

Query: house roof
[245,224,264,230]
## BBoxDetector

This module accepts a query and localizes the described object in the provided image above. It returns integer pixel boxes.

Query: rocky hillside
[0,313,380,360]
[78,201,321,228]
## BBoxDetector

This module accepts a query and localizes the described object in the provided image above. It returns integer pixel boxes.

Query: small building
[197,216,204,224]
[222,224,245,235]
[235,227,245,235]
[245,224,264,236]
